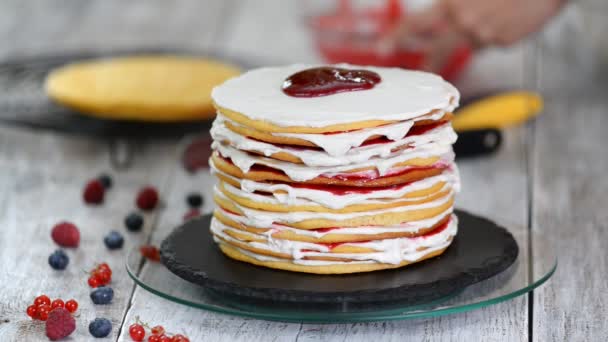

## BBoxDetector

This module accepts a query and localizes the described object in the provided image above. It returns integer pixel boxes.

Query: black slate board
[160,210,519,304]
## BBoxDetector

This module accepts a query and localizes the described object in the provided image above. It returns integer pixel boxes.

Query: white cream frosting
[212,64,459,128]
[214,187,454,228]
[216,207,453,237]
[219,174,455,210]
[272,110,448,156]
[212,141,455,182]
[212,114,457,167]
[211,215,457,265]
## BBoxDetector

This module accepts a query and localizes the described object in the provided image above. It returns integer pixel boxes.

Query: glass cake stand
[125,238,556,323]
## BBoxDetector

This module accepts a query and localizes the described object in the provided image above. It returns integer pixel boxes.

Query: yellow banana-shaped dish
[452,91,543,132]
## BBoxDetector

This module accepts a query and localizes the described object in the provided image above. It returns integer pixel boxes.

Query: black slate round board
[160,210,518,303]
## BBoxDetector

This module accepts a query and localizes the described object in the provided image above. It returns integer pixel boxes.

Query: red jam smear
[282,67,381,98]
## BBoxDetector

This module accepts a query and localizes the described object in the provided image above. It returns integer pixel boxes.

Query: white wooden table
[1,1,607,341]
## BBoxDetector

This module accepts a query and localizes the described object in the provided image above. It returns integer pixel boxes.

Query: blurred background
[1,0,607,95]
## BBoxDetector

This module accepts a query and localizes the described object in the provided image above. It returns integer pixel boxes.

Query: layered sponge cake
[209,64,460,274]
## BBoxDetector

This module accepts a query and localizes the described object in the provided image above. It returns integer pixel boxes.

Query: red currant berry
[37,304,51,321]
[65,299,78,313]
[96,269,111,284]
[148,335,160,342]
[129,324,146,341]
[34,295,51,307]
[171,334,189,342]
[151,325,165,336]
[88,276,100,288]
[98,263,112,275]
[26,305,38,319]
[158,335,171,342]
[140,245,161,262]
[51,299,64,310]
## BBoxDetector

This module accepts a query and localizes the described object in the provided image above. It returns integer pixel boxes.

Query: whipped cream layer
[216,207,452,237]
[216,167,458,210]
[212,64,459,128]
[212,215,457,265]
[214,187,454,228]
[212,114,457,167]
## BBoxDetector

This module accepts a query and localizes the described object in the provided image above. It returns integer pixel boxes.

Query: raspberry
[45,308,76,341]
[84,179,105,204]
[51,222,80,248]
[136,187,159,211]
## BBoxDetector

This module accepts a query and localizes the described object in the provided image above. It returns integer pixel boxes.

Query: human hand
[381,0,564,72]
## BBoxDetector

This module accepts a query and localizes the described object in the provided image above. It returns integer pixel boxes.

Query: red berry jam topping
[282,66,381,97]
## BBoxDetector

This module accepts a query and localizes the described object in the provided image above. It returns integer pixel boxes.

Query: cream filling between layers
[212,141,455,182]
[213,166,459,209]
[213,187,454,228]
[212,114,457,167]
[217,206,453,237]
[211,215,457,265]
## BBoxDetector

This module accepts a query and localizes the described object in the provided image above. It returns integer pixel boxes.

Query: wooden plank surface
[531,54,608,341]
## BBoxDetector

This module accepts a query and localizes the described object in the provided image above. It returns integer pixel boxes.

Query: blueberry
[103,231,124,250]
[186,192,203,208]
[48,249,69,270]
[90,286,114,305]
[124,212,143,232]
[98,174,112,189]
[89,317,112,338]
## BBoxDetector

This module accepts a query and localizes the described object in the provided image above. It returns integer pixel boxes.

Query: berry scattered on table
[84,179,105,204]
[183,209,200,221]
[34,295,51,307]
[186,192,203,208]
[136,187,159,211]
[64,299,78,313]
[129,323,146,341]
[129,317,190,342]
[151,325,165,336]
[45,308,76,341]
[125,212,144,232]
[37,304,52,321]
[26,305,38,319]
[140,245,161,262]
[90,286,114,305]
[48,249,69,270]
[89,317,112,338]
[98,173,113,189]
[51,299,64,310]
[51,222,80,248]
[104,231,124,250]
[88,263,113,287]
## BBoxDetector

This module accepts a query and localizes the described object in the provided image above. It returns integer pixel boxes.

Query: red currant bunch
[26,295,78,321]
[88,262,113,288]
[128,317,189,342]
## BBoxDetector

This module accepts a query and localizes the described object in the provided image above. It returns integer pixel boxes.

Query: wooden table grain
[0,1,606,341]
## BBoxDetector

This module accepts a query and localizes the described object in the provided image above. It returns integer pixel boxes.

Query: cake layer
[211,152,448,187]
[220,111,452,155]
[213,187,455,229]
[211,64,459,131]
[212,114,457,166]
[214,167,458,210]
[213,207,452,243]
